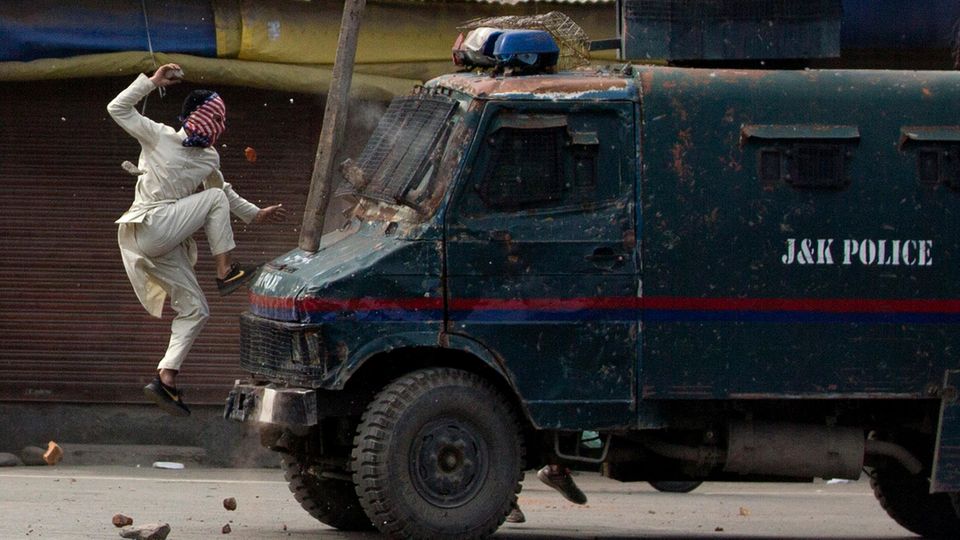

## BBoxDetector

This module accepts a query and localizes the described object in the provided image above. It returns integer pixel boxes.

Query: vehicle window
[913,145,960,189]
[897,127,960,190]
[757,143,853,189]
[467,112,607,214]
[742,124,859,190]
[478,126,565,209]
[339,89,458,208]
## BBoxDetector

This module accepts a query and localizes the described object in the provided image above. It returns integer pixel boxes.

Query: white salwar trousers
[133,189,235,371]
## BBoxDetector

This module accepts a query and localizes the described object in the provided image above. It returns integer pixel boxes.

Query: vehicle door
[444,100,638,428]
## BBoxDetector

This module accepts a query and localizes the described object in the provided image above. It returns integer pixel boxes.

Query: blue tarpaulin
[0,0,216,62]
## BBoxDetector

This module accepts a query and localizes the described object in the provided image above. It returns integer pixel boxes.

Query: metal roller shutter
[0,77,325,404]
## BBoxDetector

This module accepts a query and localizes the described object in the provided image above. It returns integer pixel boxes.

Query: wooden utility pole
[299,0,366,252]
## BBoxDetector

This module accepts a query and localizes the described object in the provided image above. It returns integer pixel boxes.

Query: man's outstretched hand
[255,204,288,224]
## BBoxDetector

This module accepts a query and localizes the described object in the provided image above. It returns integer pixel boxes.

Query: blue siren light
[479,29,505,57]
[452,27,502,68]
[492,30,560,71]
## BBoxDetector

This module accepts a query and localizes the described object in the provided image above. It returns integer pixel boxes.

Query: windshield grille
[352,91,457,204]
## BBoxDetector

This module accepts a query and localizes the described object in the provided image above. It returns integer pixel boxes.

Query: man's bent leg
[202,188,236,257]
[135,189,235,259]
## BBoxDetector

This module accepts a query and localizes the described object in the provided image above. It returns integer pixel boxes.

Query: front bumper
[223,380,369,427]
[223,382,318,427]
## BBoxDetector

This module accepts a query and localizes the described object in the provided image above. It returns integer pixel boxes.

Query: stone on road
[0,466,914,539]
[118,522,170,540]
[20,446,48,466]
[112,513,134,528]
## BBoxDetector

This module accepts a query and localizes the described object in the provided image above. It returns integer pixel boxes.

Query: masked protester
[108,63,287,417]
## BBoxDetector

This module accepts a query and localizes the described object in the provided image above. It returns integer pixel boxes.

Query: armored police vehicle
[225,28,960,539]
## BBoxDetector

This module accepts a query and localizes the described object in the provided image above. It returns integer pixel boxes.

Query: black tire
[952,493,960,519]
[281,455,374,531]
[648,480,703,493]
[352,368,524,539]
[871,464,960,538]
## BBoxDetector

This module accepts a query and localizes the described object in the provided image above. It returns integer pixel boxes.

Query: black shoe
[538,466,587,505]
[506,501,526,523]
[216,263,261,296]
[144,377,191,417]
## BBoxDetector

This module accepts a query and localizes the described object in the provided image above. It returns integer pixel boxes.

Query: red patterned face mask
[182,94,226,148]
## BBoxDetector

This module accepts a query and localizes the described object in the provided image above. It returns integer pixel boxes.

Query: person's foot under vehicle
[537,466,587,505]
[506,502,526,523]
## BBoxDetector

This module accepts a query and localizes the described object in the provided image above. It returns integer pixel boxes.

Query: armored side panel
[840,0,960,50]
[621,0,841,61]
[636,66,960,399]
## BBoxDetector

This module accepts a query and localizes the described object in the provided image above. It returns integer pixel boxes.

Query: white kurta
[109,74,260,370]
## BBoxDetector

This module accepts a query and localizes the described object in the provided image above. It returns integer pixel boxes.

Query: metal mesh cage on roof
[458,11,591,70]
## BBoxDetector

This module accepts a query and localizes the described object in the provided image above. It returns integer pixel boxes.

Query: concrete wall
[0,403,276,468]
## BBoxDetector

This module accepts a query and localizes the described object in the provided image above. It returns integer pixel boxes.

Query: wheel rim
[410,418,488,508]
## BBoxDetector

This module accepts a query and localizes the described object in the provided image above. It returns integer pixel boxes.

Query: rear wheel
[352,368,524,539]
[648,480,703,493]
[869,434,960,539]
[281,455,374,531]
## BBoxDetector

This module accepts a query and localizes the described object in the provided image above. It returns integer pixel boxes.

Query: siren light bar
[453,28,560,72]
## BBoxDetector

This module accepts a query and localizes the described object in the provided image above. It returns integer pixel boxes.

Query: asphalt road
[0,466,916,539]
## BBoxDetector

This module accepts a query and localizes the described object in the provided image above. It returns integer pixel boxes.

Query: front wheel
[352,368,524,539]
[281,455,374,531]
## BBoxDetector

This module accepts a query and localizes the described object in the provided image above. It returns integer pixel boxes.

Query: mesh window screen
[480,127,564,209]
[791,145,846,188]
[917,149,942,186]
[354,92,457,204]
[759,149,782,184]
[914,146,960,189]
[755,143,852,189]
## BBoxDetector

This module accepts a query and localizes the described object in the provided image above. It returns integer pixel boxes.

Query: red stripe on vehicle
[249,293,960,315]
